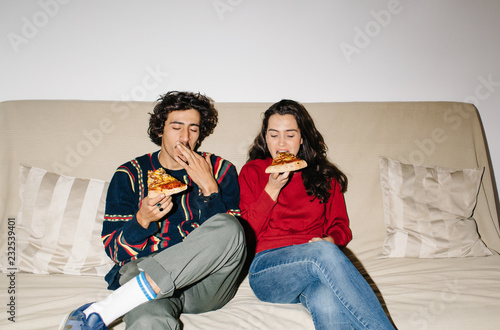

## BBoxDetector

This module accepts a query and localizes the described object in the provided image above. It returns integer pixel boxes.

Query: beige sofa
[1,100,499,330]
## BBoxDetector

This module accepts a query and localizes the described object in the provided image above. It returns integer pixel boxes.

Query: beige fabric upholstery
[0,165,112,276]
[378,157,491,258]
[1,100,499,329]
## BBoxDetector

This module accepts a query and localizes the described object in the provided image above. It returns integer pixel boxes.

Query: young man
[60,91,246,330]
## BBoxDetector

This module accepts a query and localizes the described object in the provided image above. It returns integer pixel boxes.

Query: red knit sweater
[239,158,352,254]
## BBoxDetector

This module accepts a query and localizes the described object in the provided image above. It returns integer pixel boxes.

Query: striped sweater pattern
[102,150,240,267]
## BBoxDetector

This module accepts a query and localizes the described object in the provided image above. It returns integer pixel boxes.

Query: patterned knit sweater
[102,150,240,288]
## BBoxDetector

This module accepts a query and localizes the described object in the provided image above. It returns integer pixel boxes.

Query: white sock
[83,272,157,325]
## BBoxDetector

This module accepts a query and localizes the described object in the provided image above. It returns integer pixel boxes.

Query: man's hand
[264,171,290,201]
[174,142,218,196]
[136,194,173,229]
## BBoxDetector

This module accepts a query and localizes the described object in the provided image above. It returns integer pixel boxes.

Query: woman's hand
[174,142,218,196]
[309,236,335,244]
[264,171,290,201]
[136,194,173,229]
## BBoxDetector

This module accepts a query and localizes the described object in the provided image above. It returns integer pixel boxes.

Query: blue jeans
[249,241,394,329]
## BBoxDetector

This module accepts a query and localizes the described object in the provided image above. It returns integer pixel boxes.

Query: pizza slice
[265,151,308,173]
[147,168,188,197]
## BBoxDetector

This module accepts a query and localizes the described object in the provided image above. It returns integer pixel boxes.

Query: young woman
[238,99,395,329]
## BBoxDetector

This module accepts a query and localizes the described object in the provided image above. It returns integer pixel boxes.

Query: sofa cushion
[0,165,113,275]
[378,157,492,258]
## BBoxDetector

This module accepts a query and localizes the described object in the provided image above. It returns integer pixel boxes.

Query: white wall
[1,0,499,183]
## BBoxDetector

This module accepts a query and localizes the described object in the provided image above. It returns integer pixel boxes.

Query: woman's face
[265,114,303,158]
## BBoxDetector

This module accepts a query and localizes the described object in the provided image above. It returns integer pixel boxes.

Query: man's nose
[179,129,189,143]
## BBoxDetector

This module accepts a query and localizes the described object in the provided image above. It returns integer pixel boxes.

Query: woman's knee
[303,241,348,269]
[306,240,341,256]
[301,282,335,311]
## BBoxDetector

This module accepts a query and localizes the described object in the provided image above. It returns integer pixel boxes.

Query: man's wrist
[201,181,219,196]
[136,212,150,229]
[200,191,218,202]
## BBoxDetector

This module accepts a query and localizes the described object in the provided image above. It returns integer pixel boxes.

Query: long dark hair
[148,91,218,149]
[248,99,347,202]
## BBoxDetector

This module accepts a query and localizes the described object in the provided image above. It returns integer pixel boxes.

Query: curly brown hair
[148,91,218,150]
[248,99,347,202]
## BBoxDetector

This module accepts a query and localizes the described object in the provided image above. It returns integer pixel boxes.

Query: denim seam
[249,260,311,276]
[299,291,318,327]
[253,258,369,329]
[250,252,372,329]
[313,259,370,329]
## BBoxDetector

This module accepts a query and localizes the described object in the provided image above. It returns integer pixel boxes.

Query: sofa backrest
[1,100,499,256]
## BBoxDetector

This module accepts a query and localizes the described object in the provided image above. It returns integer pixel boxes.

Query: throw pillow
[378,157,492,258]
[0,165,114,275]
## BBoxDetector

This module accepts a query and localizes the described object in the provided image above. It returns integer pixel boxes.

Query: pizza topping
[269,151,301,166]
[148,168,187,191]
[265,151,308,173]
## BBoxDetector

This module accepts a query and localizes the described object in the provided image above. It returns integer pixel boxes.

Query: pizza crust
[265,159,308,173]
[148,184,188,198]
[147,168,188,198]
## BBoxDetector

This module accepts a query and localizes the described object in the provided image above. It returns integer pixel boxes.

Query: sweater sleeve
[101,165,157,264]
[195,155,240,223]
[238,162,277,240]
[324,180,352,247]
